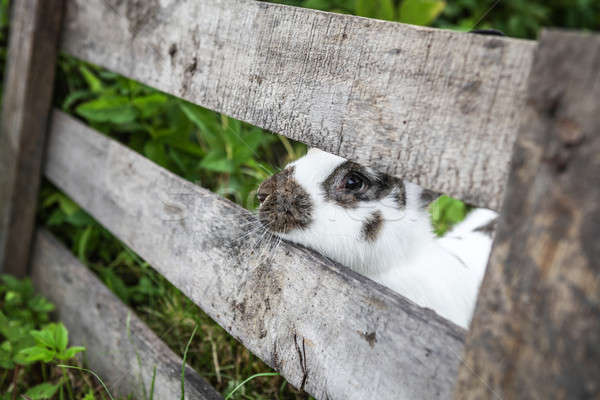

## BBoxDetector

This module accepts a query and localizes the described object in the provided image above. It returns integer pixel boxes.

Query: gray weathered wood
[0,0,64,276]
[45,110,466,400]
[60,0,535,209]
[455,30,600,399]
[31,229,223,400]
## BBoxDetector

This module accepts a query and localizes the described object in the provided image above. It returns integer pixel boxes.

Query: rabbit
[257,148,497,328]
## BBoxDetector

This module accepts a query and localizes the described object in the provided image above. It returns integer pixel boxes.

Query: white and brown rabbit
[257,148,496,328]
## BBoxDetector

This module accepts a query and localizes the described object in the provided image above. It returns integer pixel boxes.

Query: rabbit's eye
[342,172,367,192]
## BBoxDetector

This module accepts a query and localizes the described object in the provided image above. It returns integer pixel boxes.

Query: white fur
[270,149,496,328]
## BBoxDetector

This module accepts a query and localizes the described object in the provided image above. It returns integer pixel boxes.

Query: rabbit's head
[257,148,437,276]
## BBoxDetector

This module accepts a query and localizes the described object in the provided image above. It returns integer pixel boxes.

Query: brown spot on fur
[357,331,377,348]
[362,211,383,242]
[321,161,405,208]
[258,167,313,233]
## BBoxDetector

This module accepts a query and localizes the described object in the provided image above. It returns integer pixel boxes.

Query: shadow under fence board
[45,110,466,400]
[30,229,223,400]
[59,0,535,210]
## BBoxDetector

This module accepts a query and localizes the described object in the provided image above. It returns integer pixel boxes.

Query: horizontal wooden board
[31,229,223,400]
[60,0,535,209]
[45,110,466,400]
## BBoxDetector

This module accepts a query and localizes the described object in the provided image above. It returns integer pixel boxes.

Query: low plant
[0,275,89,399]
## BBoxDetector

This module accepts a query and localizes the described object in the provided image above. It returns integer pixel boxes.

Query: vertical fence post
[455,30,600,399]
[0,0,64,276]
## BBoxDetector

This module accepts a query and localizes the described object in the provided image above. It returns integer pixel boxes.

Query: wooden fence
[1,0,598,399]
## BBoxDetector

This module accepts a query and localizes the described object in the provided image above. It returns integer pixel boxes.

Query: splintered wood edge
[59,0,536,209]
[44,110,466,400]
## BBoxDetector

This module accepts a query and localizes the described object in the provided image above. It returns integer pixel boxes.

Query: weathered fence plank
[31,229,223,400]
[45,110,465,400]
[0,0,64,276]
[454,30,600,399]
[60,0,535,209]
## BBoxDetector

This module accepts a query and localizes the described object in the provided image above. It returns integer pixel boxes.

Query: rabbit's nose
[257,190,268,203]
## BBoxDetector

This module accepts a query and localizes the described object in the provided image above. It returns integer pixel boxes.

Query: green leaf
[42,193,80,216]
[64,210,95,227]
[356,0,395,20]
[144,140,170,168]
[53,323,69,352]
[62,90,94,111]
[399,0,445,26]
[83,390,96,400]
[27,296,55,314]
[30,329,55,348]
[78,225,94,261]
[17,346,55,363]
[79,65,103,92]
[377,0,396,21]
[199,151,235,173]
[132,93,169,119]
[57,345,86,360]
[76,96,138,124]
[0,341,14,369]
[25,382,63,399]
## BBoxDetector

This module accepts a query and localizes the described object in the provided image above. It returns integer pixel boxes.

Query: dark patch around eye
[321,161,406,209]
[362,210,384,242]
[258,167,313,233]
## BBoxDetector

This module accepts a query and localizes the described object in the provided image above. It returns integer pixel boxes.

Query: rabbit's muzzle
[257,167,313,233]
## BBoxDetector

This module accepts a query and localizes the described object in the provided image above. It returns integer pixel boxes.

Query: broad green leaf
[57,345,86,360]
[76,96,138,124]
[377,0,396,21]
[17,346,55,363]
[199,151,235,173]
[25,382,62,399]
[160,134,206,157]
[62,90,94,111]
[52,323,69,351]
[179,103,220,146]
[30,329,54,348]
[399,0,445,26]
[132,93,168,119]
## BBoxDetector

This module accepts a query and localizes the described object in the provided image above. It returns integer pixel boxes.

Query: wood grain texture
[31,229,223,400]
[455,30,600,399]
[45,110,466,400]
[0,0,64,276]
[59,0,535,209]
